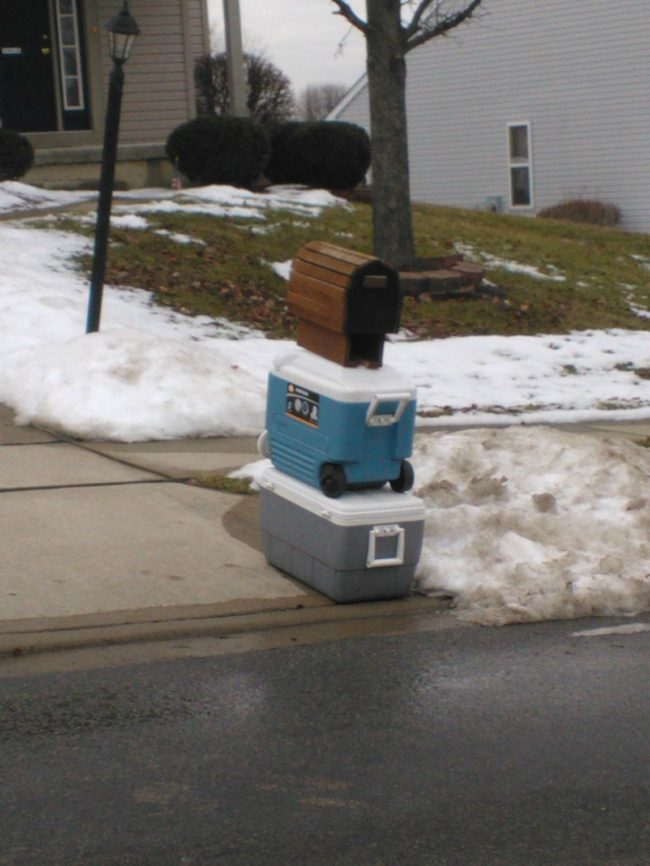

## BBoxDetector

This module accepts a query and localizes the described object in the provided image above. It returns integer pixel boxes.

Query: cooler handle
[367,524,405,568]
[365,392,411,427]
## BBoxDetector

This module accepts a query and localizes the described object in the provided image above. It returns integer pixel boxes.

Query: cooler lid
[272,348,416,405]
[261,467,425,526]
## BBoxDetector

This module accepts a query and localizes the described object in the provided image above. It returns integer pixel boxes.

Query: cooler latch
[367,524,405,568]
[365,392,411,427]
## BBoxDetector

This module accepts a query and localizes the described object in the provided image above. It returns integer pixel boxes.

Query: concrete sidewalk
[0,404,324,648]
[3,403,650,658]
[1,405,446,657]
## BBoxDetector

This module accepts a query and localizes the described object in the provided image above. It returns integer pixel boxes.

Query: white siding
[336,0,650,232]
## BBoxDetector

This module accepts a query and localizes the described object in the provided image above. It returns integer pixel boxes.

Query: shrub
[538,199,621,227]
[264,121,306,184]
[265,121,371,189]
[0,130,34,181]
[166,115,270,188]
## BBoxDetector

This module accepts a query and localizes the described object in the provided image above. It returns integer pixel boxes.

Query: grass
[190,473,255,494]
[54,195,650,339]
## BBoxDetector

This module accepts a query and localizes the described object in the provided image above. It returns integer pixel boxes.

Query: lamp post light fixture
[86,1,140,334]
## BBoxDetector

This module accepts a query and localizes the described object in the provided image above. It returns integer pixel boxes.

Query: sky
[206,0,366,94]
[2,180,650,627]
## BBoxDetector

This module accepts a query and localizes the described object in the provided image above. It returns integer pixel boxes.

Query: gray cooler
[260,466,425,603]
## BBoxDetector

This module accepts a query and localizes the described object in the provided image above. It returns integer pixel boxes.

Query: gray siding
[96,0,208,145]
[336,0,650,232]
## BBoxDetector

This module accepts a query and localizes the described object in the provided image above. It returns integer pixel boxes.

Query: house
[0,0,209,187]
[331,0,650,233]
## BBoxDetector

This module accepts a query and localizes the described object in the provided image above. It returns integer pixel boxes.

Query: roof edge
[326,72,369,121]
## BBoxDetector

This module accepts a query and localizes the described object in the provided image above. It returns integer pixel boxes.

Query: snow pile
[412,427,650,625]
[0,224,275,439]
[2,328,265,440]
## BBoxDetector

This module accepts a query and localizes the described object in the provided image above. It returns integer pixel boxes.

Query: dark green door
[0,0,57,131]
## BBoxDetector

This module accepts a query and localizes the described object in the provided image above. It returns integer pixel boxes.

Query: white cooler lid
[261,467,425,526]
[272,348,416,404]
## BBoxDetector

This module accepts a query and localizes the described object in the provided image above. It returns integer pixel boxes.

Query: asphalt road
[1,614,650,866]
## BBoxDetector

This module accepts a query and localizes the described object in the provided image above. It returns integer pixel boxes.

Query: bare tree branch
[405,0,485,52]
[330,0,369,35]
[404,0,438,41]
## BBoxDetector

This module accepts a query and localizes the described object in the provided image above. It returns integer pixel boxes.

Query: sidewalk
[3,403,650,658]
[0,404,441,657]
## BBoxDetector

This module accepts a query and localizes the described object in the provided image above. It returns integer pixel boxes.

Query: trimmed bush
[538,199,621,227]
[265,121,371,190]
[295,122,370,189]
[264,121,306,184]
[0,130,34,181]
[166,115,270,188]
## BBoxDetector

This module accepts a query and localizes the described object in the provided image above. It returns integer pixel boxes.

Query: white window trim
[507,121,534,210]
[54,0,86,112]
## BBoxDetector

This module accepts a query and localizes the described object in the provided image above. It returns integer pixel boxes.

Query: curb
[0,594,452,659]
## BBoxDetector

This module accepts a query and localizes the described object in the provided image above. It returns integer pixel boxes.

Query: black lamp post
[86,1,140,334]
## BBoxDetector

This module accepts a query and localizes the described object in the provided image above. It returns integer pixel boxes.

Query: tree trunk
[366,0,415,269]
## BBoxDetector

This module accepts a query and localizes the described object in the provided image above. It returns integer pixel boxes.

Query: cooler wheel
[390,459,414,493]
[319,463,347,498]
[257,430,270,458]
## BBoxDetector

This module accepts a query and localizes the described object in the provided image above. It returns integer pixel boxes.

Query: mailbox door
[345,267,401,335]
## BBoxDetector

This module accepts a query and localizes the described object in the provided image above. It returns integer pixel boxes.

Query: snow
[385,331,650,425]
[114,183,347,221]
[5,328,265,441]
[271,259,293,280]
[75,212,150,231]
[0,180,95,213]
[154,228,206,246]
[411,427,650,626]
[2,180,650,625]
[456,242,566,282]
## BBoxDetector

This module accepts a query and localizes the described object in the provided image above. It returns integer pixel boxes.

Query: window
[507,122,532,208]
[55,0,85,111]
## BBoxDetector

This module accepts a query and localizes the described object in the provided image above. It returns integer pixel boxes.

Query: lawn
[56,194,650,339]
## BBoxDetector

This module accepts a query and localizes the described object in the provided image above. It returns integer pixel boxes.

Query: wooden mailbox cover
[287,241,401,368]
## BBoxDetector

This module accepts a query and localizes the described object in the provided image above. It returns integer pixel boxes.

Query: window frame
[54,0,86,112]
[507,121,534,209]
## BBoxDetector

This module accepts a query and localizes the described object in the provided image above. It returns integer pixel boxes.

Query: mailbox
[287,241,401,368]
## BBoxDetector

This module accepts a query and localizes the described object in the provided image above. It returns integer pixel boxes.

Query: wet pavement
[1,613,649,865]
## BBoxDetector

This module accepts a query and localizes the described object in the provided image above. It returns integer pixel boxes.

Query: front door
[0,0,58,131]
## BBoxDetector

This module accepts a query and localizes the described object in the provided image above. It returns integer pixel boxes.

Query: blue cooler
[260,349,417,498]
